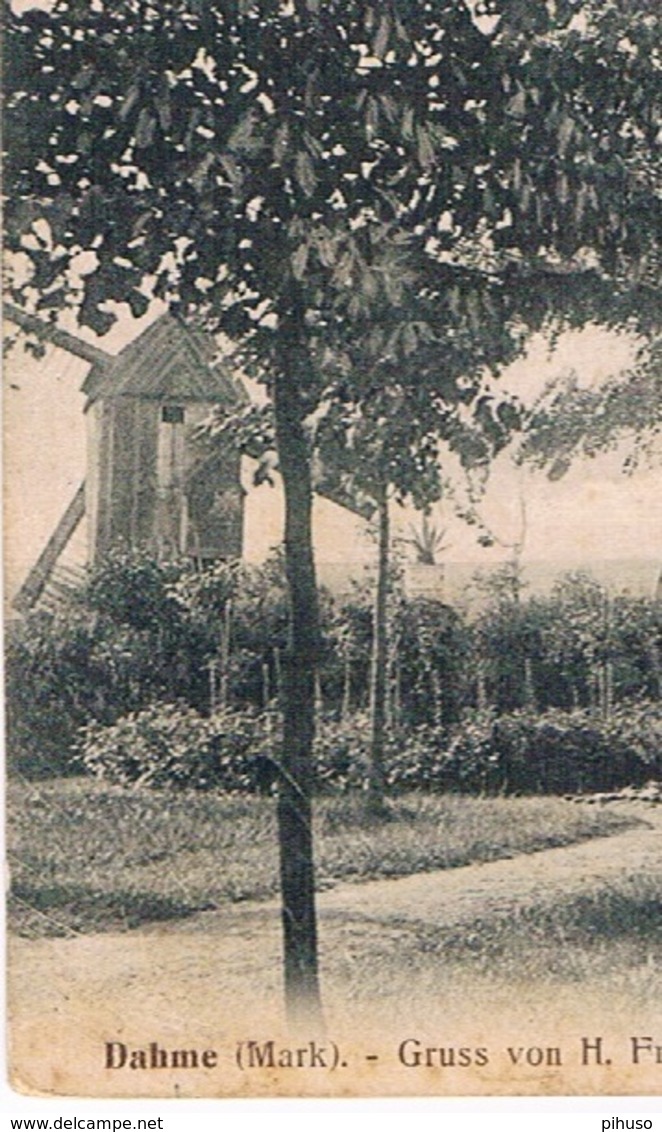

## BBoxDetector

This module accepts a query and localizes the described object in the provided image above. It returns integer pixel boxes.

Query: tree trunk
[523,656,536,712]
[341,654,352,722]
[648,641,661,699]
[272,323,323,1029]
[367,479,389,816]
[393,651,401,730]
[219,599,232,711]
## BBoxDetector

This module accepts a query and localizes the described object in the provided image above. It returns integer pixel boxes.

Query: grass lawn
[7,776,640,939]
[328,866,662,1024]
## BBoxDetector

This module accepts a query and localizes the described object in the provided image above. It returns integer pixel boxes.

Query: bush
[86,548,183,631]
[606,700,662,770]
[81,708,374,795]
[433,702,662,796]
[395,598,471,727]
[314,713,372,792]
[313,701,662,798]
[79,702,270,792]
[384,723,452,792]
[75,698,662,797]
[6,550,230,778]
[471,570,662,715]
[5,600,184,778]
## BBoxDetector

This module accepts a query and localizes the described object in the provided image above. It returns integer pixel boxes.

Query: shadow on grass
[9,880,205,937]
[384,882,662,982]
[546,889,662,943]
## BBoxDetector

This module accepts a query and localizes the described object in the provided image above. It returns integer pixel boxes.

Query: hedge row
[77,699,662,796]
[385,703,661,795]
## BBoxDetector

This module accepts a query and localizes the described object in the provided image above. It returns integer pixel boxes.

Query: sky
[3,307,660,609]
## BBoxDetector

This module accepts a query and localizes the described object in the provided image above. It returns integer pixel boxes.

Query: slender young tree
[4,0,660,1023]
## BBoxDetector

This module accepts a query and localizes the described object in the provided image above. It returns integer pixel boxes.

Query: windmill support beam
[13,482,86,613]
[4,303,111,369]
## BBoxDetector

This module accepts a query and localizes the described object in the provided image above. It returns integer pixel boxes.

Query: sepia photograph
[3,0,661,1101]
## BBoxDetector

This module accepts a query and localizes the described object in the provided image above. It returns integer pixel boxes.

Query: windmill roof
[82,313,248,406]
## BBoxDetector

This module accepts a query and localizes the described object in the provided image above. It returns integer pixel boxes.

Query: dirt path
[8,803,662,1097]
[318,801,662,928]
[9,801,661,987]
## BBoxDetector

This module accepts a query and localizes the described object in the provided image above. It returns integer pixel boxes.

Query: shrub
[606,700,662,771]
[471,570,662,715]
[426,709,502,793]
[433,702,662,796]
[314,713,372,792]
[395,598,471,727]
[494,710,617,794]
[80,705,377,795]
[86,547,182,631]
[384,724,452,791]
[6,549,238,778]
[79,702,269,792]
[75,698,662,797]
[6,608,93,778]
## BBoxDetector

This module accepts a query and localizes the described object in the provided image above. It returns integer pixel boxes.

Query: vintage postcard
[4,0,662,1101]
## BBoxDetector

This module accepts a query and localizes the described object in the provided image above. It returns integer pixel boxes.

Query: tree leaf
[416,125,435,169]
[228,111,255,153]
[273,122,290,164]
[135,107,156,149]
[295,150,317,197]
[155,86,172,133]
[402,106,415,140]
[72,66,95,92]
[373,15,391,60]
[119,84,140,122]
[508,89,527,118]
[558,114,575,154]
[316,234,336,268]
[126,289,149,318]
[291,242,309,280]
[191,152,215,192]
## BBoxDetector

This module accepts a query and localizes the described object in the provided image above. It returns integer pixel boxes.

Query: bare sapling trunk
[273,645,283,702]
[208,659,218,713]
[272,315,323,1029]
[219,599,232,711]
[367,478,390,817]
[523,656,536,711]
[393,652,401,729]
[341,653,352,722]
[648,641,662,699]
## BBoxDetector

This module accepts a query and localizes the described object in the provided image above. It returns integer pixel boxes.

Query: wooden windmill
[7,305,248,611]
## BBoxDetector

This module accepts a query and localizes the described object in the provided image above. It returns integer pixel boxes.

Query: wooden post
[341,654,352,723]
[208,659,218,714]
[273,645,283,704]
[367,478,389,816]
[523,657,536,711]
[12,483,86,613]
[219,599,232,711]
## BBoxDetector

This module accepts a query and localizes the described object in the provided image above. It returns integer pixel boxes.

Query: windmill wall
[86,397,243,564]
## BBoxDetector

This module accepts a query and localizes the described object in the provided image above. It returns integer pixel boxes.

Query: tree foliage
[521,336,662,478]
[4,0,661,1019]
[470,568,662,714]
[5,0,661,344]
